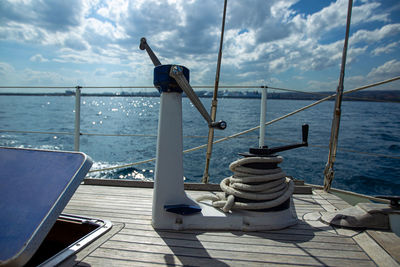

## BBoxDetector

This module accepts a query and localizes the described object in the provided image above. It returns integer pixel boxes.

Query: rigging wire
[86,78,400,173]
[268,86,400,103]
[2,76,399,173]
[202,0,228,184]
[2,85,399,103]
[2,128,398,161]
[2,77,400,104]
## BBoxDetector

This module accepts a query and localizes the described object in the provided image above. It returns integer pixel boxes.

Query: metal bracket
[375,196,400,209]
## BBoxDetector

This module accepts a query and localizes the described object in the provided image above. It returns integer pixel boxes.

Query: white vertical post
[74,86,81,151]
[152,92,197,229]
[259,86,268,148]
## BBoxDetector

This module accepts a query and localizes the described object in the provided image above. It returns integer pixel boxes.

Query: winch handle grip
[211,120,227,130]
[302,124,309,144]
[140,37,162,67]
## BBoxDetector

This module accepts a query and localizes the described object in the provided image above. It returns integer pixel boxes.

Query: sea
[1,95,399,197]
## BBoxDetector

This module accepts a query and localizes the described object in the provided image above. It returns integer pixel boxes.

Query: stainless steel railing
[1,77,399,174]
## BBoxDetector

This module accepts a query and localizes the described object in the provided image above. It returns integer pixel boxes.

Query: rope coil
[197,156,294,212]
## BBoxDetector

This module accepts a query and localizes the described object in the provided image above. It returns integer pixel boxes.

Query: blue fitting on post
[153,64,189,93]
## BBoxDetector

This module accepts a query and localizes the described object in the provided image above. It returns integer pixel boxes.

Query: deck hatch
[0,147,95,266]
[26,214,112,266]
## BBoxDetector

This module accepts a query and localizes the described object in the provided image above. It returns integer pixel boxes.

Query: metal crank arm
[169,65,226,130]
[139,37,162,66]
[139,37,226,130]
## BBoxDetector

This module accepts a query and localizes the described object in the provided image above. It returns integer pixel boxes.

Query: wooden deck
[60,184,399,266]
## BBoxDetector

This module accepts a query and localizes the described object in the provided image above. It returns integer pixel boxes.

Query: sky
[0,0,400,93]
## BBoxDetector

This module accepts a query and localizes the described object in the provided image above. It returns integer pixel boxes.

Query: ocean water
[0,95,399,196]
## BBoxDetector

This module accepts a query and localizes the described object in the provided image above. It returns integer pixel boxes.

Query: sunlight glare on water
[0,95,398,196]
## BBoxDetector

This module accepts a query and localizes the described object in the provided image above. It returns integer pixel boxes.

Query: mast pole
[323,0,353,191]
[202,0,228,183]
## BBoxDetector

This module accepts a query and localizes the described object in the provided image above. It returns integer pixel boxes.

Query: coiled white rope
[197,156,294,212]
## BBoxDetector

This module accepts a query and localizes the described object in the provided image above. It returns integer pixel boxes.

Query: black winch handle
[211,120,227,130]
[247,124,309,156]
[139,37,162,67]
[302,124,309,144]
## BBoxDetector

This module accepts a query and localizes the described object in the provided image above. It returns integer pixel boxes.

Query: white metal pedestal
[152,92,297,231]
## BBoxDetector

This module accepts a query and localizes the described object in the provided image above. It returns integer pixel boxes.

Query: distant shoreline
[0,90,399,102]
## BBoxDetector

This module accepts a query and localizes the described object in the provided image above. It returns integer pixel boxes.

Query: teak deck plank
[367,230,400,263]
[61,184,397,266]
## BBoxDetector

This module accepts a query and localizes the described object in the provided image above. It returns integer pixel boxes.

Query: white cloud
[351,23,400,45]
[94,68,107,76]
[303,0,388,40]
[0,0,399,89]
[0,62,15,76]
[307,79,337,92]
[352,1,389,24]
[110,70,133,79]
[0,0,82,33]
[313,60,400,92]
[0,22,48,44]
[269,57,289,73]
[304,0,348,38]
[372,41,399,56]
[30,54,49,62]
[84,18,128,42]
[19,69,68,85]
[344,75,366,90]
[63,34,88,51]
[96,0,128,22]
[367,59,400,80]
